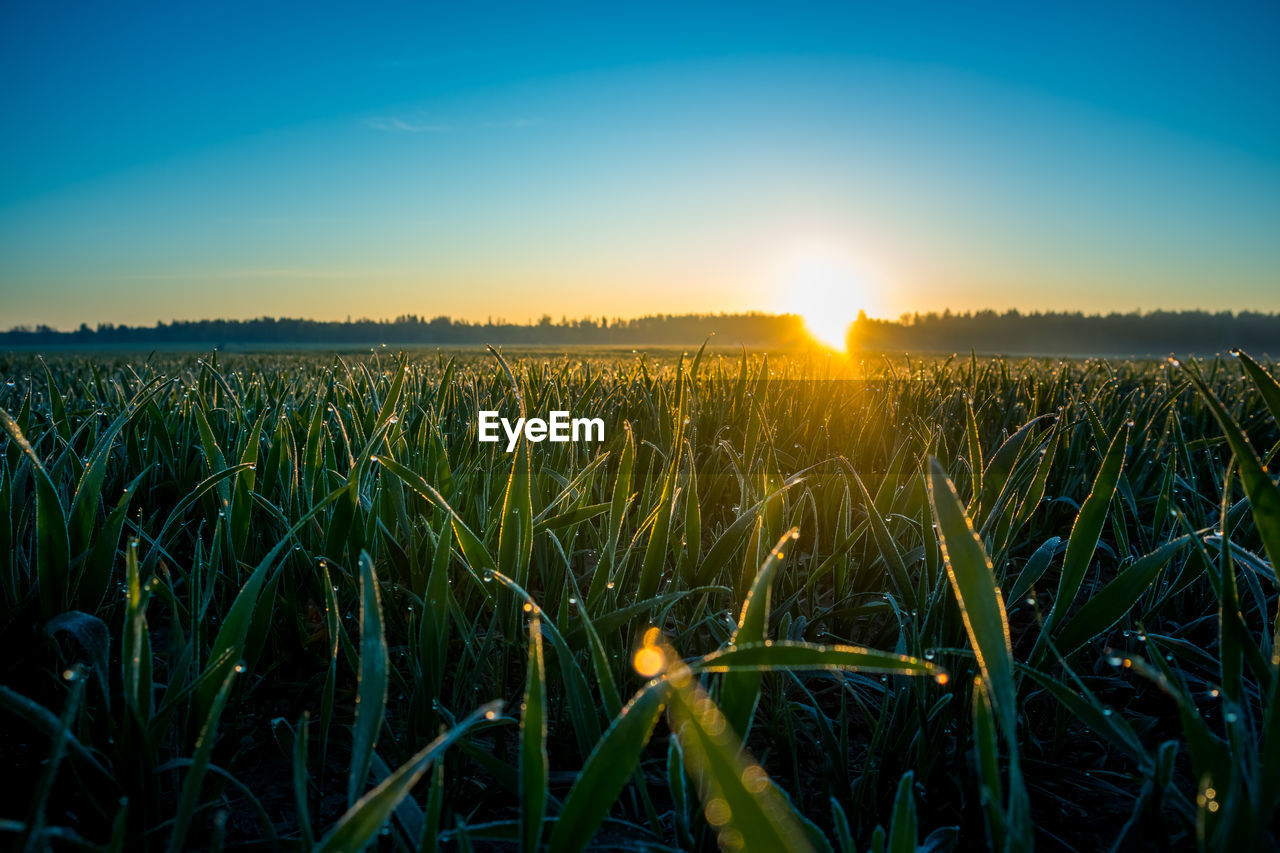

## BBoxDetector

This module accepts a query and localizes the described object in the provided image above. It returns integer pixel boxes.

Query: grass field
[1,347,1278,851]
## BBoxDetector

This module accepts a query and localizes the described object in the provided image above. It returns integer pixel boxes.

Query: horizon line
[11,306,1280,335]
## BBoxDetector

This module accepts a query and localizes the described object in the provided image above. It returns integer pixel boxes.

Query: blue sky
[2,1,1278,328]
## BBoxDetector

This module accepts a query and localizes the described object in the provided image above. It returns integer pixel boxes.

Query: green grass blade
[1053,536,1190,657]
[720,528,798,739]
[665,654,814,853]
[316,700,502,853]
[1236,350,1280,428]
[852,469,915,608]
[348,551,388,807]
[927,458,1016,735]
[887,770,917,853]
[971,676,1005,851]
[0,407,70,618]
[694,641,938,677]
[520,612,548,852]
[1046,421,1129,634]
[548,678,673,853]
[1181,357,1280,581]
[167,667,238,853]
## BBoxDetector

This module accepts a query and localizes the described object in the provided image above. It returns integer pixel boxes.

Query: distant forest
[2,310,1277,355]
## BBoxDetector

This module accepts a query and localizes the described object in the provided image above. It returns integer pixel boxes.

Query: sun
[780,248,877,351]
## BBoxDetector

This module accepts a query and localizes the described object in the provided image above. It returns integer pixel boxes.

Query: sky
[2,0,1278,330]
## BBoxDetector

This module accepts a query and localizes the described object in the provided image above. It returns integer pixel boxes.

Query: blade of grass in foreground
[316,700,502,853]
[548,675,673,853]
[694,641,939,677]
[971,676,1005,851]
[720,528,798,739]
[665,643,816,853]
[851,470,915,610]
[927,458,1016,732]
[197,482,355,717]
[887,770,918,853]
[0,407,70,619]
[348,551,388,808]
[168,667,238,853]
[1052,536,1190,657]
[928,459,1031,850]
[1236,350,1280,429]
[520,610,548,853]
[1184,353,1280,817]
[1181,356,1280,581]
[1045,420,1129,636]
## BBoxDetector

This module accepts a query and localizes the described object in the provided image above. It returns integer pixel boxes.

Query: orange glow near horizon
[779,247,879,351]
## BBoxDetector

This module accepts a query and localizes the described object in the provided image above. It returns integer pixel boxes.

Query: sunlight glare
[781,248,877,351]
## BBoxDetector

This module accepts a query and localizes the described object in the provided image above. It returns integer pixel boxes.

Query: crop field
[1,347,1278,852]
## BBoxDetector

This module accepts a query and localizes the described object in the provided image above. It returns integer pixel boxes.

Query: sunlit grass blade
[927,458,1016,732]
[0,407,70,618]
[720,528,798,737]
[1235,350,1280,428]
[521,611,548,852]
[694,641,938,677]
[664,647,815,853]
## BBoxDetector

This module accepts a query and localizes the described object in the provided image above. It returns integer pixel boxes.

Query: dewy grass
[0,348,1278,850]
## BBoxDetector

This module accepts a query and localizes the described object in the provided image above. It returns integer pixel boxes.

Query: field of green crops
[2,347,1279,852]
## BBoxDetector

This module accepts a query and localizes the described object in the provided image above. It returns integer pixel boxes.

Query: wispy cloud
[363,115,453,133]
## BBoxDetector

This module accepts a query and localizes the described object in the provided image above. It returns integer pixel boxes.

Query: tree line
[848,309,1280,355]
[2,309,1276,355]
